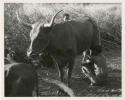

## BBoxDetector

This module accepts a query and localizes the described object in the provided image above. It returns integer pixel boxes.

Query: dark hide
[4,49,38,97]
[5,63,37,97]
[39,51,54,68]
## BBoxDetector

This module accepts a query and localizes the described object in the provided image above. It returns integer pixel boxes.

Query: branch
[40,77,75,97]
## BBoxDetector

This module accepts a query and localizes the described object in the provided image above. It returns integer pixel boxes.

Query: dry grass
[4,3,121,52]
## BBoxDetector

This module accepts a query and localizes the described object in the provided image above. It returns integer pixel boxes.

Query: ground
[37,50,121,97]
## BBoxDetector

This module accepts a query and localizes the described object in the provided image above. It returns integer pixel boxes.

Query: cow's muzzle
[27,52,38,59]
[27,49,43,60]
[27,48,32,58]
[27,49,36,58]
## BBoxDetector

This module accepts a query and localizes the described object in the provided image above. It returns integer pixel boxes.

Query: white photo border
[0,0,124,100]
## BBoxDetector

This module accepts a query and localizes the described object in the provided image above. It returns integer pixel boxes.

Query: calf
[4,50,38,97]
[5,63,38,97]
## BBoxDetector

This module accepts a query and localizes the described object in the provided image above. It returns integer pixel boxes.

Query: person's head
[63,13,70,21]
[82,50,92,64]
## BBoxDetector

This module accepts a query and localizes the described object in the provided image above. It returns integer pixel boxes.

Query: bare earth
[37,50,121,97]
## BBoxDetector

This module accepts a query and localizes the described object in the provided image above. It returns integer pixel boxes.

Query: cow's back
[69,20,94,54]
[49,19,97,55]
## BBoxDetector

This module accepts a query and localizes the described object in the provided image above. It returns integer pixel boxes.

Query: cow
[16,9,101,95]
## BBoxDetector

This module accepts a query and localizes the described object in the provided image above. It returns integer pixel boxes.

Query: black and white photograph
[3,3,122,97]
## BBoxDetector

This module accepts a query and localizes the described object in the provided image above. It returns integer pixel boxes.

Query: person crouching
[81,50,108,86]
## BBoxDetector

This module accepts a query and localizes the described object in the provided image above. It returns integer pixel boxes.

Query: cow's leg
[32,85,38,96]
[59,65,65,84]
[67,59,74,88]
[32,75,39,97]
[55,59,67,96]
[55,53,75,96]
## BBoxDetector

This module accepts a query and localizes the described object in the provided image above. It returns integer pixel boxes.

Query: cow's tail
[87,16,101,45]
[42,78,75,97]
[85,15,102,55]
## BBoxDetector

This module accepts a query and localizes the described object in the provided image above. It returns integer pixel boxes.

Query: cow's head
[16,10,63,59]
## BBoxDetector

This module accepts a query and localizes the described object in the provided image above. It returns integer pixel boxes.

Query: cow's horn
[44,10,63,27]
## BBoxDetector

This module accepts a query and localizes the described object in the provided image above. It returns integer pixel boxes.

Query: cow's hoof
[57,89,69,96]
